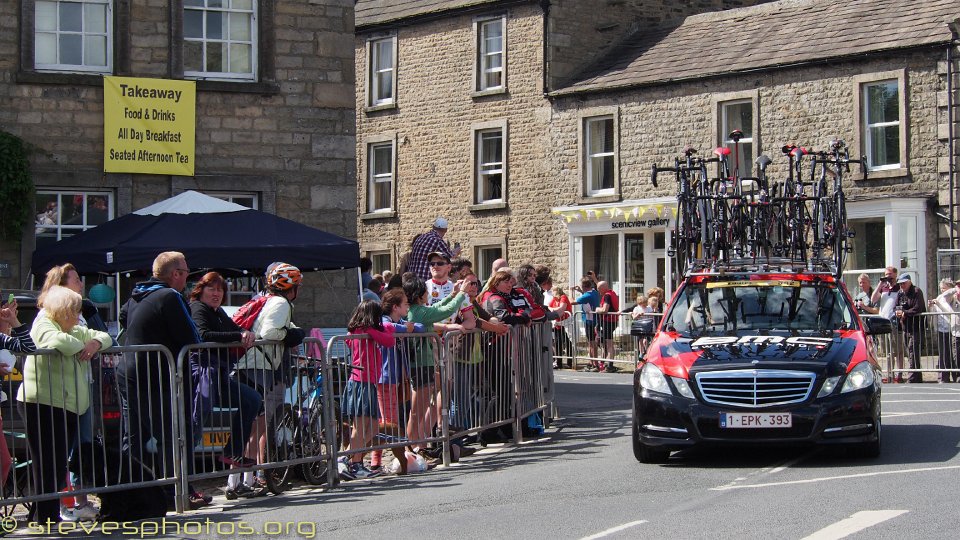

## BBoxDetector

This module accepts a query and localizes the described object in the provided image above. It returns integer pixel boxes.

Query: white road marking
[800,510,908,540]
[711,465,960,490]
[579,520,648,540]
[883,399,960,403]
[883,409,960,418]
[768,453,809,474]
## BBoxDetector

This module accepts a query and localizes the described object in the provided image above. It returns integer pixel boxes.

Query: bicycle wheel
[264,404,296,494]
[301,401,342,485]
[833,192,848,273]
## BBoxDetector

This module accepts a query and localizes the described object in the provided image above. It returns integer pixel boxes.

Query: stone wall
[547,49,949,286]
[0,0,358,328]
[355,3,566,277]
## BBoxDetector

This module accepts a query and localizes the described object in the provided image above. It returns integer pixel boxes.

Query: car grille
[695,370,815,408]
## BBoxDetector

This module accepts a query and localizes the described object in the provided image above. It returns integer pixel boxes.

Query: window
[476,17,504,92]
[862,80,900,170]
[35,190,113,249]
[475,128,504,204]
[585,116,615,196]
[367,36,396,108]
[369,251,392,275]
[183,0,257,81]
[206,191,259,209]
[475,245,503,283]
[367,141,395,213]
[34,0,112,73]
[720,99,754,175]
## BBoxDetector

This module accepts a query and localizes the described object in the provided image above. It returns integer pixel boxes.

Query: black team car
[632,272,891,463]
[637,137,884,462]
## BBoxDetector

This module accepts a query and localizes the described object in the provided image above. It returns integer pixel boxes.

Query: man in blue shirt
[571,276,600,371]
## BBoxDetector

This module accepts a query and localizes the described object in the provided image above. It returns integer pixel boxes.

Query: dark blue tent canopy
[31,191,360,275]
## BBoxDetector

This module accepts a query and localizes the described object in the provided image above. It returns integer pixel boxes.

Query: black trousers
[21,401,77,523]
[116,359,196,481]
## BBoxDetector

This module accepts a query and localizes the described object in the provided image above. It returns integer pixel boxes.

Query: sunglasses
[429,261,448,267]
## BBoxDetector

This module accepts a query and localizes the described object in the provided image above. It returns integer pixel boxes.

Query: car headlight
[639,362,671,394]
[841,362,876,393]
[817,376,840,398]
[672,377,695,399]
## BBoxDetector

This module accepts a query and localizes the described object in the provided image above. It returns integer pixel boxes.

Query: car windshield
[663,279,855,337]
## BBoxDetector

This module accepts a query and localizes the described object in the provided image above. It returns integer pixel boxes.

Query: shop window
[475,16,505,93]
[367,35,396,108]
[35,190,113,249]
[34,0,112,73]
[848,218,885,270]
[183,0,257,81]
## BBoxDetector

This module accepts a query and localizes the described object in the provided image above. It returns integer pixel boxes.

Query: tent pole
[115,272,121,334]
[356,267,363,302]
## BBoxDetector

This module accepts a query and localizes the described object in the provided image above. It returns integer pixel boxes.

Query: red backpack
[231,295,271,330]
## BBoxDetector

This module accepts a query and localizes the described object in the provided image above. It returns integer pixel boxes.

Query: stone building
[355,0,960,302]
[0,0,357,326]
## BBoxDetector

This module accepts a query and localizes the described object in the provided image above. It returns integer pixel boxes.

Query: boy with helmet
[229,263,306,497]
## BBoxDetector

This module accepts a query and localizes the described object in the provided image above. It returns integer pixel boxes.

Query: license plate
[202,430,230,448]
[720,412,792,428]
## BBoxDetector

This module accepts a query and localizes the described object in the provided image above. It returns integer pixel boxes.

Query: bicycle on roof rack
[652,136,865,280]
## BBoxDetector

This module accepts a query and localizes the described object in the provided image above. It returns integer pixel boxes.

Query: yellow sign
[103,76,196,176]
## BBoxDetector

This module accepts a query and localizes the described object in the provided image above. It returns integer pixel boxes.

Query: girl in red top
[340,300,396,480]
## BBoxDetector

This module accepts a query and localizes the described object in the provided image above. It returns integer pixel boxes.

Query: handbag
[630,316,657,337]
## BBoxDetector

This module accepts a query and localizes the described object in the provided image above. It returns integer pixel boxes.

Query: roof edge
[355,0,539,33]
[548,40,952,99]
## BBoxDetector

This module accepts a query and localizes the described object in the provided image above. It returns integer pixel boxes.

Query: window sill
[365,103,397,114]
[360,211,396,221]
[16,70,106,86]
[576,194,621,205]
[469,201,508,212]
[471,87,508,99]
[863,167,909,181]
[195,80,280,94]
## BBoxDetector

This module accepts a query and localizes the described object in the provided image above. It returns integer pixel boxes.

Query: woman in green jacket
[402,274,467,459]
[17,285,112,524]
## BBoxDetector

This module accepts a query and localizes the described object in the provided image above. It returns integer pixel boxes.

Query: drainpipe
[541,0,551,96]
[949,21,959,248]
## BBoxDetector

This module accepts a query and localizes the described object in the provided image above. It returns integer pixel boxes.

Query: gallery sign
[103,76,196,176]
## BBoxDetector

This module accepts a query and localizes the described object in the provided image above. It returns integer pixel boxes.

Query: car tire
[632,407,670,464]
[850,419,881,459]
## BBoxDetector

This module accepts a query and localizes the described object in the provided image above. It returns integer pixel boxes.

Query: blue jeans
[215,375,262,458]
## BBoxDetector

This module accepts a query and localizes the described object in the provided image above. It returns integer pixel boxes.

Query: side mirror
[861,316,892,335]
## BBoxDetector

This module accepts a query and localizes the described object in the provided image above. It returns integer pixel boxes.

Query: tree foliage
[0,131,34,241]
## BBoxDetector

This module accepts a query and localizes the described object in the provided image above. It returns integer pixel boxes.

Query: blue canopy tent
[31,191,360,276]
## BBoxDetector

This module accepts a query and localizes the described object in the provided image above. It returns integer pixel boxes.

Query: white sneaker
[72,502,99,522]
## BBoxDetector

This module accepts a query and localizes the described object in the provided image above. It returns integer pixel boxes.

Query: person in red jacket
[595,281,620,373]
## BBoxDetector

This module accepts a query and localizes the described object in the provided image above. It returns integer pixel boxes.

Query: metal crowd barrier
[870,311,960,382]
[2,325,560,522]
[565,309,662,371]
[0,345,180,518]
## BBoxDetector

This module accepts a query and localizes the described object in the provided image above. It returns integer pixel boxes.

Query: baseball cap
[427,251,451,263]
[896,273,912,284]
[433,217,448,229]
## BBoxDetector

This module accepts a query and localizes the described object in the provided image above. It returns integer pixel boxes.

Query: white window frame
[852,70,908,179]
[475,16,506,93]
[583,115,616,197]
[367,35,397,108]
[204,191,259,209]
[862,80,901,171]
[183,0,258,81]
[367,140,395,213]
[35,189,114,241]
[720,99,755,175]
[475,128,504,204]
[34,0,113,73]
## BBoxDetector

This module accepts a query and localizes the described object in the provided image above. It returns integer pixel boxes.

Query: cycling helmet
[267,263,302,291]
